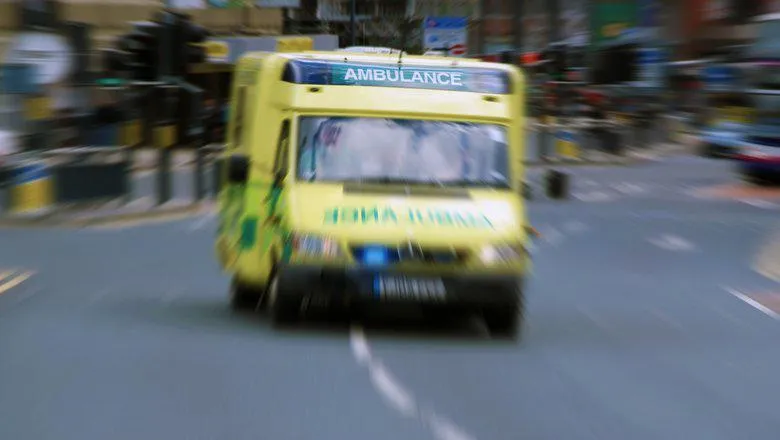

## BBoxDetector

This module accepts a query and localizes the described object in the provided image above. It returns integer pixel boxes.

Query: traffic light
[118,21,162,81]
[101,48,129,80]
[170,14,210,77]
[543,46,566,81]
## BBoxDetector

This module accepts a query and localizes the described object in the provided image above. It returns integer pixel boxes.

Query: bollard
[194,146,205,202]
[123,147,134,205]
[540,115,554,161]
[0,165,11,212]
[157,149,172,205]
[9,161,54,214]
[212,156,224,197]
[545,169,568,200]
[120,119,142,147]
[154,123,176,205]
[555,127,580,160]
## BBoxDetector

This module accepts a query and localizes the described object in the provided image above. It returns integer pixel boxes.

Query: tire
[229,278,263,312]
[484,307,521,339]
[267,272,301,327]
[483,286,525,340]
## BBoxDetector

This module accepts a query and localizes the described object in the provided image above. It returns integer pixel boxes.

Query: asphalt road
[2,156,780,440]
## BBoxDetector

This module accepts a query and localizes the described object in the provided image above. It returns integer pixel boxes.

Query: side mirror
[227,154,249,184]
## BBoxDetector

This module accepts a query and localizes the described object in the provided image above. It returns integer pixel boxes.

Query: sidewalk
[0,197,213,228]
[0,160,217,228]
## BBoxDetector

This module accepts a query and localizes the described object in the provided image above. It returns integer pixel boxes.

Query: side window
[232,86,247,150]
[273,120,291,177]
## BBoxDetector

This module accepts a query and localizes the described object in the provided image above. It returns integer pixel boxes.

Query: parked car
[700,121,746,159]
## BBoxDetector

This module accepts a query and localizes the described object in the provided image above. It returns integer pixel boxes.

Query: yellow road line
[0,271,33,296]
[0,271,12,283]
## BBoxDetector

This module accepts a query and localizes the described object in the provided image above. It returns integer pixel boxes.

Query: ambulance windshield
[296,117,510,188]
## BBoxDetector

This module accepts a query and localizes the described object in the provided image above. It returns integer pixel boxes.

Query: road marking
[350,326,477,440]
[612,182,646,195]
[540,226,564,246]
[742,199,777,209]
[563,221,587,233]
[648,234,695,252]
[0,270,33,296]
[574,191,614,202]
[725,287,780,320]
[188,211,217,233]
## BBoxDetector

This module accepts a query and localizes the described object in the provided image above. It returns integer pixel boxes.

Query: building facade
[0,1,284,70]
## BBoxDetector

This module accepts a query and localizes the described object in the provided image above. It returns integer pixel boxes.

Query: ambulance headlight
[478,244,525,264]
[290,234,344,258]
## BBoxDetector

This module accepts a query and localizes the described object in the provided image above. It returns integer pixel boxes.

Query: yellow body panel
[217,51,529,288]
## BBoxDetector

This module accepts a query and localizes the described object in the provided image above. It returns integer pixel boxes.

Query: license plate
[374,276,446,301]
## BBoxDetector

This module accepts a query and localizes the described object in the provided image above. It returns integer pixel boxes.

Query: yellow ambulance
[216,50,532,338]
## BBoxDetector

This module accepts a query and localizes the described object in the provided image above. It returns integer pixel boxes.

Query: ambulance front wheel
[483,286,525,340]
[229,278,264,312]
[268,272,302,326]
[483,304,523,340]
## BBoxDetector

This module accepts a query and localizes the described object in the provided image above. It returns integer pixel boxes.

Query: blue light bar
[282,60,511,94]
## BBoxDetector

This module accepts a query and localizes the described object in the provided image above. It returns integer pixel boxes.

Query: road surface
[2,156,780,440]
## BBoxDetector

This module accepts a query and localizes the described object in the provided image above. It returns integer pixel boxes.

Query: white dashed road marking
[612,182,646,195]
[563,221,588,233]
[574,191,615,202]
[540,226,564,246]
[742,199,777,209]
[350,327,477,440]
[648,234,696,252]
[0,270,34,296]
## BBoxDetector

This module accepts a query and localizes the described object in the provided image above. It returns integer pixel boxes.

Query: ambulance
[215,50,533,338]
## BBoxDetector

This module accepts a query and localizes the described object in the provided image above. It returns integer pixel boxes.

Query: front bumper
[275,264,523,308]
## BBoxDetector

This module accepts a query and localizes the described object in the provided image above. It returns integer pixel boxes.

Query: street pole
[511,0,523,53]
[548,0,559,44]
[350,0,356,46]
[478,0,486,54]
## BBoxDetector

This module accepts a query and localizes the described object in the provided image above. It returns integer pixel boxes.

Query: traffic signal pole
[103,9,211,207]
[350,0,356,46]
